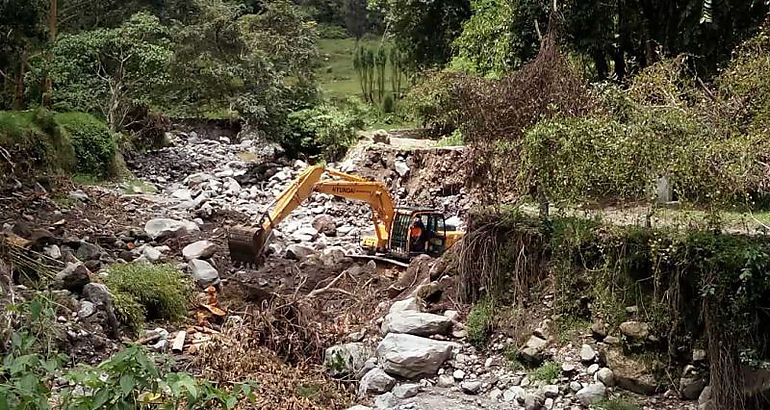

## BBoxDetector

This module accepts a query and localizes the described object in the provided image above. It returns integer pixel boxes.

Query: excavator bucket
[228,226,270,267]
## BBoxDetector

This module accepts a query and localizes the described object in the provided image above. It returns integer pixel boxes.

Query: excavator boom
[228,165,395,266]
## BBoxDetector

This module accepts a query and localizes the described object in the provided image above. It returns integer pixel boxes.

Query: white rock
[576,383,606,405]
[443,310,460,322]
[285,244,314,260]
[188,259,220,288]
[587,363,600,375]
[437,373,455,388]
[144,218,200,240]
[78,301,96,319]
[380,311,452,337]
[460,380,482,395]
[597,367,615,387]
[44,245,62,259]
[358,368,395,396]
[324,343,372,378]
[182,240,217,260]
[394,160,410,177]
[453,369,466,380]
[390,297,421,314]
[141,245,163,262]
[172,189,193,202]
[542,384,559,398]
[503,386,526,402]
[346,406,372,410]
[580,344,597,362]
[376,333,456,379]
[373,392,398,409]
[392,383,421,399]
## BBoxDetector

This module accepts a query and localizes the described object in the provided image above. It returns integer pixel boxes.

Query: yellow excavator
[228,165,464,266]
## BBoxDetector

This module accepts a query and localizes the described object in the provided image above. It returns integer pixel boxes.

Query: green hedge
[55,112,116,177]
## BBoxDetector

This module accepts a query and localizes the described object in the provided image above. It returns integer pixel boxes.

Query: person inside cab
[410,217,425,252]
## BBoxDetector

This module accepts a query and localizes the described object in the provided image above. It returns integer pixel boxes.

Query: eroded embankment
[458,210,770,410]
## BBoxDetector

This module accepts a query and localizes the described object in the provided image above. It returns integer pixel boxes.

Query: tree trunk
[43,0,58,107]
[13,51,28,110]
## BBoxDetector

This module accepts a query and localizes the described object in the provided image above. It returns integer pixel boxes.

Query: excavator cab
[386,208,448,260]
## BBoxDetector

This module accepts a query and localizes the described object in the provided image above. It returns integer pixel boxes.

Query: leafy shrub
[286,104,364,161]
[529,361,560,382]
[521,108,770,206]
[104,263,192,331]
[0,109,75,180]
[718,22,770,134]
[55,112,116,177]
[402,71,463,134]
[466,298,494,347]
[317,23,348,39]
[437,129,464,147]
[59,346,253,409]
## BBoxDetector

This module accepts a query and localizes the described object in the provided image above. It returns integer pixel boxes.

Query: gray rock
[576,383,606,405]
[680,377,707,400]
[580,344,596,363]
[597,367,615,387]
[188,259,220,288]
[55,262,91,292]
[182,240,217,260]
[83,283,112,306]
[172,189,193,202]
[376,333,455,379]
[359,368,396,396]
[519,335,548,364]
[374,392,398,409]
[619,321,650,339]
[503,386,526,402]
[541,385,559,398]
[144,218,199,240]
[76,241,103,261]
[436,373,455,387]
[587,363,600,375]
[44,245,62,259]
[453,369,466,380]
[286,244,314,260]
[380,311,452,337]
[698,386,714,410]
[443,310,460,322]
[78,300,96,319]
[389,297,421,314]
[324,342,373,378]
[692,349,707,363]
[392,383,421,399]
[312,215,337,237]
[141,245,163,262]
[394,160,409,177]
[570,381,583,392]
[524,392,545,410]
[460,380,482,395]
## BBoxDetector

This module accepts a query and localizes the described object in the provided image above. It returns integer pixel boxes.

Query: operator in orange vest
[410,217,425,252]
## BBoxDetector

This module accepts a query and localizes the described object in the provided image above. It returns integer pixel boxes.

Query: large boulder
[519,335,548,364]
[188,259,220,288]
[312,215,337,237]
[606,349,659,395]
[389,297,422,314]
[144,218,199,240]
[576,383,606,405]
[358,368,396,396]
[380,311,452,337]
[324,342,373,378]
[619,321,650,340]
[285,244,315,260]
[376,333,455,379]
[182,240,217,261]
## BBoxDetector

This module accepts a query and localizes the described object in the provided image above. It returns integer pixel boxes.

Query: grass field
[316,37,389,100]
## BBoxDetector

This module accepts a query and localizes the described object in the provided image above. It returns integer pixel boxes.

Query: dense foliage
[286,104,365,160]
[55,112,116,177]
[0,110,75,181]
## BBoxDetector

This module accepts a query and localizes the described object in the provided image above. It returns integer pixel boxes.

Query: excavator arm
[228,165,395,265]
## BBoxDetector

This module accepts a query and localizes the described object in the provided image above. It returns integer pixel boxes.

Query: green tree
[0,0,48,109]
[378,0,472,70]
[451,0,547,76]
[48,12,172,131]
[168,0,319,135]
